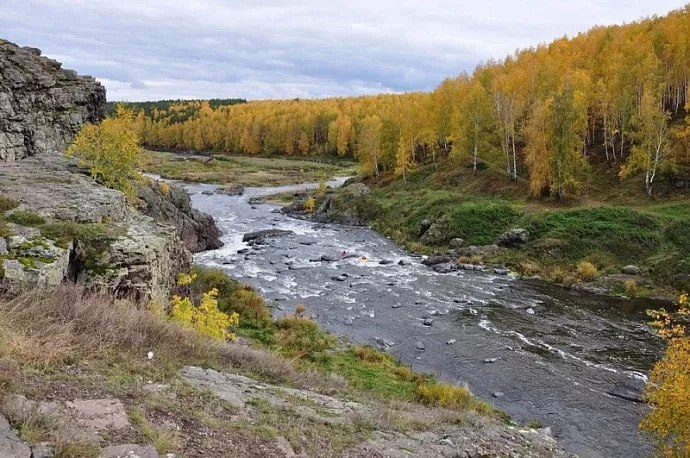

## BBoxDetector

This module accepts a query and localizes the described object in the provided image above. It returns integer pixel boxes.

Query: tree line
[131,6,690,198]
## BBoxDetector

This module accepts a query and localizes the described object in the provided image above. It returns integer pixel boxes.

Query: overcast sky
[0,1,686,101]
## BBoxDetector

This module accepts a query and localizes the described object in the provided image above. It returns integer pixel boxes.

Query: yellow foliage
[417,382,472,409]
[624,279,637,294]
[317,179,327,196]
[171,270,239,342]
[304,196,316,213]
[159,182,171,196]
[642,295,690,456]
[66,105,142,200]
[177,272,197,286]
[171,288,239,342]
[576,261,598,281]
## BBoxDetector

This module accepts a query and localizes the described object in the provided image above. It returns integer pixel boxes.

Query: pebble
[446,339,456,345]
[439,438,454,446]
[526,308,536,315]
[423,318,434,327]
[391,303,403,309]
[483,358,499,363]
[492,392,505,398]
[415,341,426,351]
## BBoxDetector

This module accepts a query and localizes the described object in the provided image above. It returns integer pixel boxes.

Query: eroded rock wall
[0,39,106,162]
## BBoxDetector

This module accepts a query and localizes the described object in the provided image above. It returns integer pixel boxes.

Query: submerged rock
[242,229,294,243]
[214,183,245,196]
[607,380,644,403]
[422,256,452,266]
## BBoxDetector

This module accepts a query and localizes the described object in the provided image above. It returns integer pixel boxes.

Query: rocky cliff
[0,39,106,162]
[0,40,220,303]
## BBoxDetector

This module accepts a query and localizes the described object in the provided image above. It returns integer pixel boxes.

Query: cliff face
[0,40,220,303]
[0,39,106,162]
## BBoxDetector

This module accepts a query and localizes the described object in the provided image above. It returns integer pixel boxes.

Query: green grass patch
[6,211,46,226]
[141,150,358,187]
[310,347,425,400]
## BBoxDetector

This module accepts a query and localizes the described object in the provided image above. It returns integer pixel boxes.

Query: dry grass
[624,279,638,294]
[576,261,599,281]
[0,285,214,366]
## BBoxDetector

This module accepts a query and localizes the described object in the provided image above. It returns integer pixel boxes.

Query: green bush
[270,314,335,356]
[7,211,46,227]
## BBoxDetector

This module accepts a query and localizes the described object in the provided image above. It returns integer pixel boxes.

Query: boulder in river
[214,183,245,196]
[432,262,456,274]
[242,229,294,243]
[321,254,339,262]
[422,256,452,266]
[498,228,530,248]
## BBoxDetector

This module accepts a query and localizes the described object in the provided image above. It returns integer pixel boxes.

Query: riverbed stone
[242,229,294,243]
[498,228,529,248]
[415,341,425,351]
[607,380,644,403]
[432,262,455,273]
[422,256,452,266]
[214,183,244,196]
[621,265,641,275]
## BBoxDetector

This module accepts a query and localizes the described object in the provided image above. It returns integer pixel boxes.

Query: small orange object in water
[361,256,367,261]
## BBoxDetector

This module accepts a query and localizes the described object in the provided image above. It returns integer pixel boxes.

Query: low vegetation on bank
[0,266,533,457]
[141,149,358,186]
[291,161,690,298]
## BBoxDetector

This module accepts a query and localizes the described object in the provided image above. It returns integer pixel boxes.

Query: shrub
[66,105,142,200]
[190,266,271,328]
[417,382,493,415]
[271,314,335,356]
[0,196,20,213]
[519,262,540,276]
[304,196,316,213]
[6,211,46,227]
[576,261,598,281]
[159,182,171,196]
[470,255,483,265]
[171,273,239,342]
[624,279,637,294]
[641,295,690,456]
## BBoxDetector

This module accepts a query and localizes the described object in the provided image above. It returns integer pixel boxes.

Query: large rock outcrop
[0,157,196,303]
[137,180,223,253]
[0,39,106,162]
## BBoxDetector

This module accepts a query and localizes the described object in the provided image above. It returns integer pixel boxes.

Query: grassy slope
[0,269,509,457]
[141,150,358,187]
[357,159,690,297]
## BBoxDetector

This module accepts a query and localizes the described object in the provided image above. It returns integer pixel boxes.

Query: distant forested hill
[107,99,246,123]
[127,6,690,199]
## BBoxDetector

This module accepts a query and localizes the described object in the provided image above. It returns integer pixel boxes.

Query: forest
[130,6,690,198]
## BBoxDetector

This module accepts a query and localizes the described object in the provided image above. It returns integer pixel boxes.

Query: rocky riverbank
[279,179,683,301]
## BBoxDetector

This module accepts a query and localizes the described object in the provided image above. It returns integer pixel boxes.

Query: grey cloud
[0,0,686,101]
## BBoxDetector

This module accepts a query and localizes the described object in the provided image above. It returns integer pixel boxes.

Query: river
[183,178,665,458]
